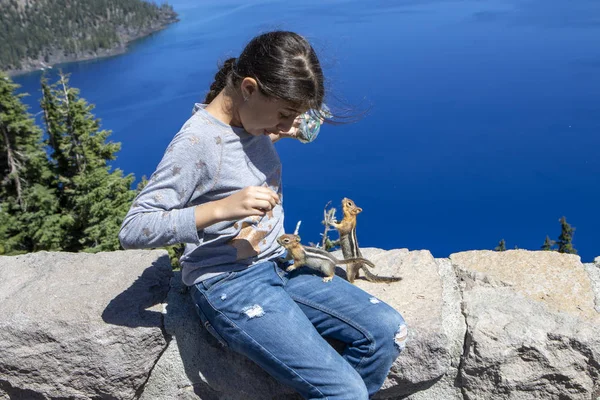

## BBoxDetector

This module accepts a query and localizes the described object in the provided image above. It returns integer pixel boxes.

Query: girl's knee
[371,306,408,353]
[333,369,369,400]
[346,379,369,400]
[301,359,368,400]
[394,321,408,352]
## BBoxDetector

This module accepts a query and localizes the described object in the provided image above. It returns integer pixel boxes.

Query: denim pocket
[200,271,237,293]
[193,300,229,348]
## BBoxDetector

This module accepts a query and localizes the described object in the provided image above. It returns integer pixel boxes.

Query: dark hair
[204,31,324,114]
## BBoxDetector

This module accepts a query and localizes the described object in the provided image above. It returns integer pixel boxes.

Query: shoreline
[3,17,179,78]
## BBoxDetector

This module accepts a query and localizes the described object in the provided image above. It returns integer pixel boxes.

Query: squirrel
[277,234,376,283]
[327,198,402,284]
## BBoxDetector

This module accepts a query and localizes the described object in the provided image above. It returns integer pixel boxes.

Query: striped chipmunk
[327,198,402,284]
[277,234,376,283]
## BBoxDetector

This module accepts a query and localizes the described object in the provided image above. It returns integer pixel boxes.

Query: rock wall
[0,249,598,399]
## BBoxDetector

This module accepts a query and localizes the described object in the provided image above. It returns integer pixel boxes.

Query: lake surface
[13,0,600,261]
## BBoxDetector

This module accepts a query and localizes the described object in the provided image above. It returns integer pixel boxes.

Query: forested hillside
[0,0,177,74]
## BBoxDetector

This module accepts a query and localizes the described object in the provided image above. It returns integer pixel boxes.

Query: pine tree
[1,74,42,209]
[40,71,136,252]
[0,73,64,254]
[541,235,555,251]
[494,239,506,252]
[556,216,577,254]
[135,175,149,193]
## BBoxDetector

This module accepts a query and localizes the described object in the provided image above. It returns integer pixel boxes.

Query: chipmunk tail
[356,257,375,268]
[362,268,403,283]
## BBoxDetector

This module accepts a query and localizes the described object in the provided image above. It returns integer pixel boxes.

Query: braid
[204,57,237,104]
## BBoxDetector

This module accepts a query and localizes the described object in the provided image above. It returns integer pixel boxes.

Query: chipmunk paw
[322,276,334,283]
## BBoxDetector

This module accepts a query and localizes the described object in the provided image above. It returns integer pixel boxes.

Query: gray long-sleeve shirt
[118,104,285,286]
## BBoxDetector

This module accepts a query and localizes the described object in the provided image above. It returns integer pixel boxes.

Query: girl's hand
[270,115,326,143]
[215,186,280,220]
[277,116,303,139]
[269,117,302,143]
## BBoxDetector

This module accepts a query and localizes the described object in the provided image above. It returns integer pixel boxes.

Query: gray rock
[5,247,600,400]
[401,258,465,400]
[451,250,600,399]
[584,262,600,313]
[0,250,172,399]
[459,284,600,399]
[450,250,597,320]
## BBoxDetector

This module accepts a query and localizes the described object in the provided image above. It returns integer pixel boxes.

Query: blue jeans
[190,257,408,399]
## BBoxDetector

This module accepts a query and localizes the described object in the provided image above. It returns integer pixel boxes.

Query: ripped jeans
[190,257,408,400]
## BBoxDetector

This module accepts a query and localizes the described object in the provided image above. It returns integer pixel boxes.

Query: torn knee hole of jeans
[241,304,265,319]
[394,324,408,350]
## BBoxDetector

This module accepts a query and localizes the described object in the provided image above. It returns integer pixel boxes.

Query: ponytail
[204,57,237,104]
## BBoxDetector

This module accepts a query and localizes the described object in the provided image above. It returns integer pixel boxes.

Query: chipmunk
[277,234,376,283]
[327,198,402,284]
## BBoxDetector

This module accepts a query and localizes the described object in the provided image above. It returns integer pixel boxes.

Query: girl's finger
[252,199,274,211]
[278,127,298,138]
[256,186,280,199]
[254,192,278,208]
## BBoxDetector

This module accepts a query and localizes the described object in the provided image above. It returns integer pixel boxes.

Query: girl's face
[238,78,307,136]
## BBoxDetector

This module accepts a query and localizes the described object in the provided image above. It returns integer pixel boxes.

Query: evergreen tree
[556,216,577,254]
[494,239,506,252]
[135,175,149,193]
[541,235,555,251]
[40,72,135,252]
[0,73,64,254]
[1,74,43,209]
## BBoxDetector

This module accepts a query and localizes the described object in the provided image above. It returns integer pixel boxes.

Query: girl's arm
[118,127,280,249]
[118,127,221,249]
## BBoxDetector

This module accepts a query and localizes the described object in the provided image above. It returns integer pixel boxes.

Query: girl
[119,31,407,400]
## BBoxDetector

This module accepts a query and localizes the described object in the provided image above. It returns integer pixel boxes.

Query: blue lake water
[12,0,600,261]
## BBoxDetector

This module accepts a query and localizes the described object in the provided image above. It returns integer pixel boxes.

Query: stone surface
[450,250,598,320]
[584,262,600,313]
[3,248,600,399]
[0,250,172,399]
[451,250,600,399]
[402,258,465,400]
[458,278,600,399]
